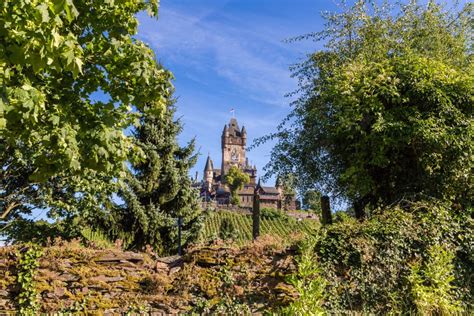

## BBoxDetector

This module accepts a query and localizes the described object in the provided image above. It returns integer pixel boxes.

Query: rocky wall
[0,237,297,314]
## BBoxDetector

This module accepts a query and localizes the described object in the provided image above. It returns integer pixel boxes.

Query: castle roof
[204,155,214,172]
[260,186,280,195]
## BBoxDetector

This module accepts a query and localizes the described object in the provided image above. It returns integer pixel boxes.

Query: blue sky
[136,0,468,187]
[135,0,335,185]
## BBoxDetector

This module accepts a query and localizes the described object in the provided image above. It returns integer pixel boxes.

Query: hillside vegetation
[199,210,319,244]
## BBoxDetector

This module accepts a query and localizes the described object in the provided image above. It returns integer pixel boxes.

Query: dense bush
[260,208,288,220]
[312,201,473,314]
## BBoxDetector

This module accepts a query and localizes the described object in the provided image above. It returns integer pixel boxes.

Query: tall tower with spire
[221,118,247,177]
[203,155,214,191]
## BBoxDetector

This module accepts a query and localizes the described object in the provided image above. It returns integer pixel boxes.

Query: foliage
[16,244,42,315]
[2,218,79,245]
[201,210,319,245]
[260,207,288,220]
[80,228,114,249]
[105,102,202,254]
[219,217,237,241]
[408,244,462,314]
[0,0,172,231]
[312,201,472,314]
[282,237,326,315]
[258,0,473,215]
[225,166,250,206]
[277,174,297,211]
[303,190,322,215]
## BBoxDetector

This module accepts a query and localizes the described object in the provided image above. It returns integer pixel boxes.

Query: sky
[135,0,336,185]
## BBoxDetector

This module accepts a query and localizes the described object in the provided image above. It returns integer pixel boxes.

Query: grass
[200,210,320,245]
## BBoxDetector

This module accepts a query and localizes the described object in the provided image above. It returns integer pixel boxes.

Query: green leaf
[50,0,66,14]
[36,3,50,23]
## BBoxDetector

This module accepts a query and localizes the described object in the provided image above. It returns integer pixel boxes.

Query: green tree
[107,101,202,254]
[279,174,297,211]
[259,1,473,219]
[1,0,171,230]
[219,217,237,241]
[225,166,250,206]
[303,190,322,215]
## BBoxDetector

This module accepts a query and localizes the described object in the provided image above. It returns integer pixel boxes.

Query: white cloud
[137,6,299,107]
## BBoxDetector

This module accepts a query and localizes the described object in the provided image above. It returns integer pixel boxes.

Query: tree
[259,1,473,219]
[278,174,297,211]
[303,190,322,215]
[225,166,250,206]
[1,0,171,229]
[219,217,237,241]
[107,101,202,254]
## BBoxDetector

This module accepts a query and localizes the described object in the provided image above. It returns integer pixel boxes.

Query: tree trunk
[320,196,332,225]
[353,195,372,221]
[252,189,260,240]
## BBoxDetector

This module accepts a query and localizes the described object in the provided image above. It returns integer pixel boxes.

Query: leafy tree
[259,1,473,218]
[107,102,202,254]
[278,174,297,211]
[225,166,250,206]
[303,190,322,215]
[219,217,237,241]
[0,0,171,230]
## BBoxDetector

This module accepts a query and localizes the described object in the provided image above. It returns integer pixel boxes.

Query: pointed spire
[204,154,213,172]
[241,126,247,138]
[223,124,229,137]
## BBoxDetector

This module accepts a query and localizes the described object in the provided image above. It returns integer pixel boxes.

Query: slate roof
[238,187,255,195]
[204,155,213,172]
[260,195,280,201]
[260,186,280,195]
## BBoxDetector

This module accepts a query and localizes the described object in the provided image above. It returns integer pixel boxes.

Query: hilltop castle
[199,118,296,210]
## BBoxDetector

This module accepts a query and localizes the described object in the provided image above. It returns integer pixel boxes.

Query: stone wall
[0,238,297,314]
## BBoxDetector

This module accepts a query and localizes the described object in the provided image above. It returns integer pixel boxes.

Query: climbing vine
[16,244,42,315]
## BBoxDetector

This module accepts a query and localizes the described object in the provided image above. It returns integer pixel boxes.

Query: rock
[233,285,245,296]
[155,261,169,271]
[90,275,125,283]
[95,252,144,264]
[59,272,80,282]
[118,260,137,268]
[169,266,181,275]
[53,287,65,297]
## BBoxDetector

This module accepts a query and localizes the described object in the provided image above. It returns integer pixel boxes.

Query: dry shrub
[247,234,286,254]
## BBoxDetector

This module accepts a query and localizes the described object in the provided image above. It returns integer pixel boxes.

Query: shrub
[408,245,462,314]
[313,201,472,314]
[282,236,326,315]
[260,208,288,220]
[219,218,237,241]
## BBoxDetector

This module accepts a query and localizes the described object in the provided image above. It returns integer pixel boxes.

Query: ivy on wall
[16,244,42,315]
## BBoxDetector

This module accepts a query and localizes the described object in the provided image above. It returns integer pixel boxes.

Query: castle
[199,118,296,210]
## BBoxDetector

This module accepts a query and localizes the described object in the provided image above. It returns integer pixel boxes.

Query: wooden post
[252,188,260,240]
[321,196,332,225]
[177,217,183,256]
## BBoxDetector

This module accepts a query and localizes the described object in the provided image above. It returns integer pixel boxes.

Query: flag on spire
[230,108,235,117]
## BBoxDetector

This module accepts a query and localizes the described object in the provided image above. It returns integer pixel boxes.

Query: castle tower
[221,118,247,177]
[204,155,214,191]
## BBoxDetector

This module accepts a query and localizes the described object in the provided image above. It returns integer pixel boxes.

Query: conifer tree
[110,101,202,254]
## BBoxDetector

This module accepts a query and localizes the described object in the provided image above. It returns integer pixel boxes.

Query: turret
[204,155,214,188]
[223,124,229,138]
[241,126,247,145]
